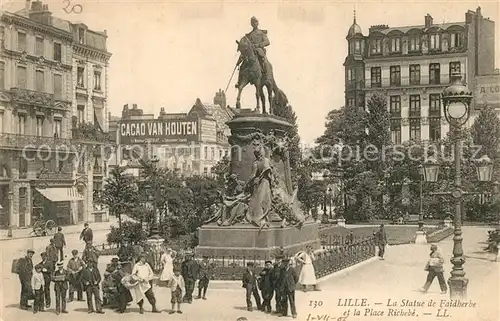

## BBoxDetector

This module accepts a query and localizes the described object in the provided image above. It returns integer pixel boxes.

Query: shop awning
[36,187,84,202]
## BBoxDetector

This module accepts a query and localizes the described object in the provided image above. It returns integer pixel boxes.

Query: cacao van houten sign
[119,119,200,144]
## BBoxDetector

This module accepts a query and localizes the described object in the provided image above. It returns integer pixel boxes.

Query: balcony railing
[36,171,73,180]
[10,88,55,107]
[72,122,111,143]
[0,133,72,150]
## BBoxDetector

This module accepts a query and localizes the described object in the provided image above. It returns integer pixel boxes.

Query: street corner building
[343,7,499,144]
[0,0,112,229]
[108,89,233,177]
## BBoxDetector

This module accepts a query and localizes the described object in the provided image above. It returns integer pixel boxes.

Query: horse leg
[236,79,248,109]
[255,85,260,113]
[266,83,273,115]
[259,84,267,114]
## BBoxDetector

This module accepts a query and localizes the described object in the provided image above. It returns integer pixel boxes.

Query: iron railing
[0,133,72,150]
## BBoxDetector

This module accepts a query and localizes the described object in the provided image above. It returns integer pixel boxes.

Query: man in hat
[53,227,66,261]
[45,239,58,269]
[375,224,388,260]
[131,254,160,314]
[242,262,262,312]
[17,249,35,310]
[118,238,134,273]
[52,261,69,315]
[66,249,85,302]
[81,259,104,314]
[279,258,298,318]
[112,260,133,313]
[82,241,100,265]
[271,255,284,314]
[181,251,199,304]
[259,260,274,313]
[38,252,53,308]
[80,222,93,243]
[196,256,211,300]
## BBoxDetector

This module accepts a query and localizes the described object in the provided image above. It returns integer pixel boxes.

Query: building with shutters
[0,1,111,229]
[344,7,497,144]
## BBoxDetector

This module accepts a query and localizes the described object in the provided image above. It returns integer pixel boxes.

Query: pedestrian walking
[296,245,317,291]
[169,267,185,314]
[46,239,58,268]
[279,258,298,319]
[31,264,45,314]
[16,249,34,310]
[80,223,93,243]
[112,261,133,313]
[66,249,85,302]
[375,224,388,260]
[52,261,69,315]
[272,255,284,314]
[196,256,211,300]
[160,248,176,285]
[39,252,53,308]
[82,241,100,265]
[81,262,105,314]
[53,227,66,261]
[181,251,199,304]
[258,260,274,314]
[420,244,447,294]
[131,254,160,314]
[242,262,262,312]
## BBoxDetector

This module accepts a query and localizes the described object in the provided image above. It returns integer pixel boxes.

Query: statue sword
[225,62,239,93]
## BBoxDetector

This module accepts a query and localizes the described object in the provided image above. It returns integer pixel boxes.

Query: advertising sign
[119,118,199,144]
[475,75,500,106]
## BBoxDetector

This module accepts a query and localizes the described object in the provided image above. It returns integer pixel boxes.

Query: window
[389,96,401,117]
[391,123,402,144]
[354,39,362,54]
[409,35,420,52]
[390,66,401,86]
[77,105,85,123]
[35,37,44,56]
[54,119,62,138]
[429,34,440,50]
[429,119,441,141]
[429,94,441,117]
[409,65,420,85]
[203,167,208,175]
[0,61,4,90]
[54,74,62,99]
[17,32,27,52]
[78,28,85,44]
[204,146,208,159]
[409,120,421,140]
[347,68,355,87]
[371,39,382,54]
[347,98,356,108]
[36,117,44,136]
[0,111,3,133]
[409,95,421,117]
[35,70,44,92]
[93,70,101,90]
[371,67,381,88]
[77,67,85,87]
[449,33,463,48]
[211,147,215,160]
[53,43,62,62]
[18,114,26,135]
[449,62,461,76]
[390,38,401,53]
[17,66,27,89]
[429,63,440,85]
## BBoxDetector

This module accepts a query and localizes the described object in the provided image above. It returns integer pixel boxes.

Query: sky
[2,0,500,144]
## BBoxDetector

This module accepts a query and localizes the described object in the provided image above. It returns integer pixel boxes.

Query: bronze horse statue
[235,36,288,114]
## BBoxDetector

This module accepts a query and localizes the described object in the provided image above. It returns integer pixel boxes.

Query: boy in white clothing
[31,264,45,313]
[169,268,185,314]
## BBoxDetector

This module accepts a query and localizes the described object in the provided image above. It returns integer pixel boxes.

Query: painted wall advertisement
[119,118,200,144]
[475,75,500,106]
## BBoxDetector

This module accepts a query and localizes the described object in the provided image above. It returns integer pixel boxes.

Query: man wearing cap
[181,251,199,304]
[118,238,134,273]
[271,256,284,314]
[375,224,388,260]
[242,262,262,312]
[52,261,69,314]
[53,227,66,261]
[46,239,58,269]
[259,260,274,313]
[80,223,93,243]
[81,259,104,314]
[131,254,160,314]
[279,258,298,318]
[17,249,35,310]
[196,256,211,300]
[39,252,54,308]
[82,241,100,265]
[66,249,85,302]
[112,260,133,313]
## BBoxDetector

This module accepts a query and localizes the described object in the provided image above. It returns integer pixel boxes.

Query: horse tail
[271,79,289,109]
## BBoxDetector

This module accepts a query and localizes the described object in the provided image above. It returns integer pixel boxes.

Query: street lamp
[418,165,424,229]
[149,155,161,238]
[422,72,493,300]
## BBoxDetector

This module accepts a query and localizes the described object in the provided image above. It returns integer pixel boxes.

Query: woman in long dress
[160,248,176,284]
[296,245,317,291]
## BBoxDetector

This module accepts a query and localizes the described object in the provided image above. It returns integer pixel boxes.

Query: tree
[98,167,137,229]
[472,105,500,183]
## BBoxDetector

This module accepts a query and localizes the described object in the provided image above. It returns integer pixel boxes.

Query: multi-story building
[111,90,233,177]
[0,0,111,228]
[344,7,497,144]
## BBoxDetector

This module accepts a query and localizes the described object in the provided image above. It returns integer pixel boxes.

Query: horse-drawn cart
[30,219,57,237]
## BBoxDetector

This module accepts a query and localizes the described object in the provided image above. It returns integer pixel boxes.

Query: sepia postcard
[0,0,499,320]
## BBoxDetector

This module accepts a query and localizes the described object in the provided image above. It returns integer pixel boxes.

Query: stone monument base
[196,221,320,258]
[415,231,427,244]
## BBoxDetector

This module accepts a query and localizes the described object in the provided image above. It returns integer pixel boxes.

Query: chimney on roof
[132,104,138,109]
[424,14,433,28]
[213,89,227,109]
[476,6,482,16]
[29,1,52,25]
[25,0,31,16]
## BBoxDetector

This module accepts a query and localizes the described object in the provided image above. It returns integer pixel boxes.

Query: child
[31,264,45,313]
[169,267,185,314]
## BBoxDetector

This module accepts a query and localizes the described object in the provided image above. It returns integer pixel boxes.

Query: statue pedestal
[196,221,320,258]
[415,231,427,244]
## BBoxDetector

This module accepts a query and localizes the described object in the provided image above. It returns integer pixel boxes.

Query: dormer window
[354,39,362,54]
[449,32,463,48]
[390,38,401,53]
[78,28,85,45]
[371,39,382,54]
[429,33,441,50]
[409,35,420,52]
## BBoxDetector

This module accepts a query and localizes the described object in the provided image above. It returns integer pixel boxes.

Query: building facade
[344,8,497,144]
[0,1,111,228]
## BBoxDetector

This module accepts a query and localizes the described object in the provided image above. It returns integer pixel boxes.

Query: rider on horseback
[236,16,269,75]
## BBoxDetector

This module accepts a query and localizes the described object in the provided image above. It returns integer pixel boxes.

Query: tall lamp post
[422,72,494,299]
[414,165,427,243]
[149,155,161,238]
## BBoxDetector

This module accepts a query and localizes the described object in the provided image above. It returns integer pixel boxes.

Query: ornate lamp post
[149,155,161,238]
[422,72,494,299]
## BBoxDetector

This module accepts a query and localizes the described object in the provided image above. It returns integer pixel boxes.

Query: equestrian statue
[235,16,288,115]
